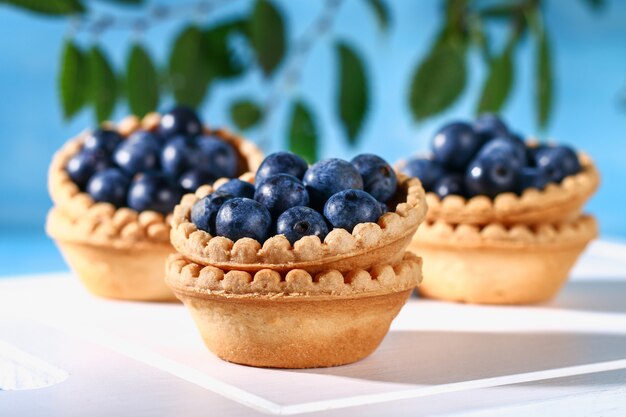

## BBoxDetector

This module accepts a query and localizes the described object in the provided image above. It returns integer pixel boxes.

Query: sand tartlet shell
[410,215,597,305]
[396,152,599,226]
[170,174,427,273]
[47,114,263,245]
[166,252,421,368]
[166,251,422,298]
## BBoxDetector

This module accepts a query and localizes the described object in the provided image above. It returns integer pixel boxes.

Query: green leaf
[336,41,369,144]
[249,0,286,77]
[364,0,390,33]
[230,99,263,130]
[203,19,248,80]
[477,46,514,114]
[580,0,604,11]
[536,28,553,128]
[126,43,159,117]
[59,39,88,120]
[0,0,84,15]
[168,25,212,107]
[88,46,117,122]
[288,100,318,164]
[408,37,466,121]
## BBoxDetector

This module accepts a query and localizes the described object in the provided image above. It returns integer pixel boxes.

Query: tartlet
[411,215,597,304]
[166,252,422,368]
[46,113,263,301]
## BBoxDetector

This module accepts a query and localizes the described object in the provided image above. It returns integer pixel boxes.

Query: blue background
[1,1,625,276]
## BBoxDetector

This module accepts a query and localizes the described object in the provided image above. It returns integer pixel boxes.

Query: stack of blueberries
[401,114,582,199]
[66,106,240,214]
[191,153,398,245]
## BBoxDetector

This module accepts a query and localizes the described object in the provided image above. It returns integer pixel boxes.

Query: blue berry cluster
[401,114,582,199]
[191,152,398,245]
[66,106,240,214]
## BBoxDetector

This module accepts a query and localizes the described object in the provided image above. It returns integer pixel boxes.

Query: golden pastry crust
[166,253,421,368]
[166,251,422,298]
[397,152,599,226]
[410,215,597,305]
[169,174,427,273]
[47,114,264,245]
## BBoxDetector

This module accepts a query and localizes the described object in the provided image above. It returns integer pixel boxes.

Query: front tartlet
[411,215,597,304]
[166,252,422,368]
[46,113,263,301]
[170,173,427,274]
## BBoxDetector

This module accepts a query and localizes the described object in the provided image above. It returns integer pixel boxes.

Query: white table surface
[1,240,626,417]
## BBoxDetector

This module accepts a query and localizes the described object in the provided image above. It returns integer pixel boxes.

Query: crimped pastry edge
[396,149,599,226]
[47,114,263,245]
[166,251,422,299]
[414,214,597,249]
[169,174,427,267]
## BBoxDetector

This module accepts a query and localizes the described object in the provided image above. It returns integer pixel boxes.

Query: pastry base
[175,288,413,368]
[55,239,176,302]
[411,240,591,305]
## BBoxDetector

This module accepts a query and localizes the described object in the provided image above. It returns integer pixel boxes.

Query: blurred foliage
[1,0,604,157]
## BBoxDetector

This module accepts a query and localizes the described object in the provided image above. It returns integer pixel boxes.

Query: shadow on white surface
[546,279,626,314]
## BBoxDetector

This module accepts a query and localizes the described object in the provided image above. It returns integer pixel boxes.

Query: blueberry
[255,152,309,184]
[303,159,364,208]
[399,157,446,191]
[178,169,216,192]
[254,174,309,217]
[534,145,581,183]
[481,137,527,169]
[113,131,161,176]
[127,172,183,214]
[323,189,383,233]
[473,113,509,142]
[191,192,233,235]
[525,144,550,167]
[276,206,329,245]
[517,167,549,193]
[433,174,465,199]
[432,122,483,171]
[378,200,389,214]
[215,198,272,242]
[83,128,123,155]
[86,168,129,207]
[161,135,196,178]
[217,179,255,199]
[465,142,521,198]
[195,135,239,179]
[66,150,110,189]
[159,106,202,139]
[350,154,398,202]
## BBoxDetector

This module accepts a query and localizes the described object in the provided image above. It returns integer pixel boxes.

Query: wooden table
[2,240,625,416]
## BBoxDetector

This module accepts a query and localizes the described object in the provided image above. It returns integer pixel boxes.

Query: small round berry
[517,167,549,193]
[255,152,309,184]
[480,137,527,169]
[66,150,110,189]
[303,159,364,208]
[215,198,272,242]
[465,143,521,198]
[178,169,215,192]
[159,106,202,139]
[378,200,389,214]
[400,157,446,191]
[113,131,161,176]
[127,172,183,214]
[217,179,255,199]
[432,122,483,171]
[351,154,398,202]
[195,135,239,179]
[433,174,465,199]
[473,113,509,142]
[86,168,129,207]
[323,189,383,233]
[254,174,309,217]
[191,192,233,235]
[83,128,123,155]
[276,206,329,245]
[534,145,581,183]
[161,135,196,178]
